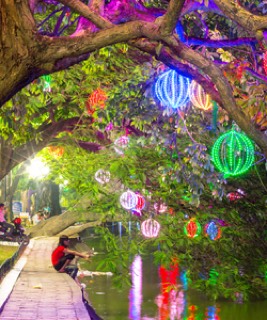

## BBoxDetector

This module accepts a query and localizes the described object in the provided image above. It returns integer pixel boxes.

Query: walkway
[0,237,91,320]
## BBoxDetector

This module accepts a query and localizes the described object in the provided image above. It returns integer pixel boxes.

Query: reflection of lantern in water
[204,221,221,241]
[205,305,221,320]
[141,218,160,238]
[189,81,212,111]
[211,129,255,177]
[184,219,202,238]
[94,169,110,184]
[129,255,142,320]
[155,69,191,110]
[120,190,138,210]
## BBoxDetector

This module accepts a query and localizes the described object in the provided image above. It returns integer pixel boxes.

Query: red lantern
[141,218,160,238]
[184,219,201,238]
[135,194,145,211]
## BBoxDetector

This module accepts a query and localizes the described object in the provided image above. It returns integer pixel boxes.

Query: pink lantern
[141,218,160,238]
[154,202,168,214]
[120,190,138,210]
[189,81,212,111]
[114,135,129,155]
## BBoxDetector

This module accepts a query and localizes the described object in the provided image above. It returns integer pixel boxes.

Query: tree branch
[214,0,267,35]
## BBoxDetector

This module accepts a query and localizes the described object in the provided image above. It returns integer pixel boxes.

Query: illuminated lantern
[41,75,51,92]
[263,51,267,75]
[204,221,221,241]
[88,88,107,108]
[227,191,243,201]
[94,169,110,184]
[134,194,146,211]
[155,69,191,109]
[208,269,219,285]
[211,129,254,177]
[47,146,64,157]
[131,209,142,217]
[141,218,160,238]
[184,218,201,238]
[154,202,168,214]
[114,135,129,155]
[189,81,212,111]
[120,190,138,210]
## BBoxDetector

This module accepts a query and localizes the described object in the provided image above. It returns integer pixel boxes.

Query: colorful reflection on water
[81,233,267,320]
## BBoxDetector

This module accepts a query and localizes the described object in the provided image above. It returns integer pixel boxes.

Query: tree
[0,0,267,159]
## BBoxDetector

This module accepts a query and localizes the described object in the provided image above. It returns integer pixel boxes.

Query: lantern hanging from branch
[135,194,146,211]
[184,218,201,238]
[154,202,168,214]
[41,75,52,92]
[211,129,255,177]
[47,146,64,158]
[94,169,111,184]
[189,81,212,111]
[120,190,138,210]
[155,69,191,110]
[141,218,160,238]
[204,221,221,241]
[114,135,129,155]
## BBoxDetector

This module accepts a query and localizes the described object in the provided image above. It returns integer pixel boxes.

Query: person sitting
[0,203,14,237]
[51,235,92,288]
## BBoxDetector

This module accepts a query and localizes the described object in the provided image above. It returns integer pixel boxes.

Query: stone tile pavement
[0,237,91,320]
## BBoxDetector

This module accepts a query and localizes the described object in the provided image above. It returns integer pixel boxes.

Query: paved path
[0,237,91,320]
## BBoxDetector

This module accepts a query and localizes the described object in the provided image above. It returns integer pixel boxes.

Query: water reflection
[81,234,267,320]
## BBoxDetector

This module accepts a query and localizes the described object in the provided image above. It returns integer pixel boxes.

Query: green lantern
[211,129,254,177]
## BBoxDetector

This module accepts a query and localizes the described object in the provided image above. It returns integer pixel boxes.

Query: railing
[0,240,28,282]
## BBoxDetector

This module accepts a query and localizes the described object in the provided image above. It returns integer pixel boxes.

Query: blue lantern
[155,69,191,109]
[205,221,221,241]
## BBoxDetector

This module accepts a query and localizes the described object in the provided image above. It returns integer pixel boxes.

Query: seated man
[0,203,14,236]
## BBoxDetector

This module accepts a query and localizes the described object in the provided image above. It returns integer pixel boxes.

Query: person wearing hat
[51,235,92,288]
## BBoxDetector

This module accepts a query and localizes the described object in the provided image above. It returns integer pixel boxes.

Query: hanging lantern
[155,69,191,110]
[184,218,201,238]
[189,81,212,111]
[41,75,52,92]
[88,88,107,108]
[114,135,129,155]
[134,194,146,211]
[94,169,110,184]
[204,221,221,241]
[120,190,138,210]
[131,209,142,217]
[263,51,267,75]
[141,218,160,238]
[211,129,255,177]
[227,191,243,201]
[47,146,64,157]
[154,202,168,214]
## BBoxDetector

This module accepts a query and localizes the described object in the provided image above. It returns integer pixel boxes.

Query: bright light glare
[27,158,49,178]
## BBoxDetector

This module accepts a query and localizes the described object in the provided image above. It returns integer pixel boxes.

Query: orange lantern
[86,88,107,115]
[47,146,64,157]
[189,81,212,111]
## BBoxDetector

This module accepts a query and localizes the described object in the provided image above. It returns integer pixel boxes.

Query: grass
[0,245,18,265]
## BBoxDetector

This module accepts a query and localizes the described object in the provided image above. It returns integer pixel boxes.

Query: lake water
[79,229,267,320]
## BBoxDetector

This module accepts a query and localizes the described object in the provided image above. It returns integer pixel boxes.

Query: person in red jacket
[51,235,91,288]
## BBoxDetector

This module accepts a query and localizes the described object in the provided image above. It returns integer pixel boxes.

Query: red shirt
[51,245,65,266]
